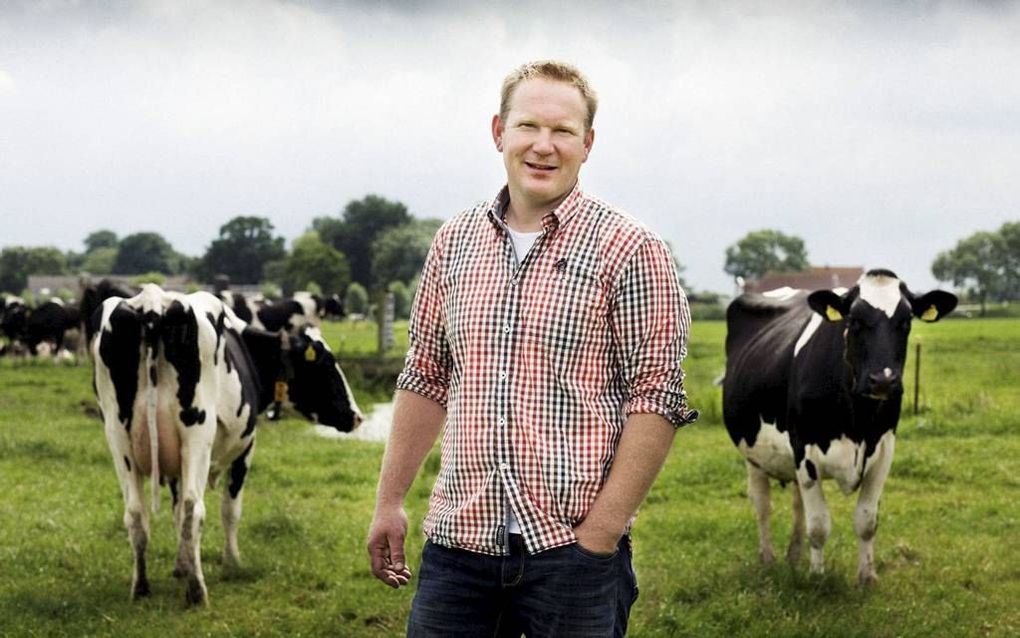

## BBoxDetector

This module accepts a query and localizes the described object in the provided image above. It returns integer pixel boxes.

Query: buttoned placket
[492,218,548,553]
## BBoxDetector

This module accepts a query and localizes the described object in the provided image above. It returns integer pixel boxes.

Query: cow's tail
[145,340,160,514]
[139,285,163,515]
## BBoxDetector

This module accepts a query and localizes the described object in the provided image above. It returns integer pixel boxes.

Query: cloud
[0,1,1018,293]
[0,69,14,94]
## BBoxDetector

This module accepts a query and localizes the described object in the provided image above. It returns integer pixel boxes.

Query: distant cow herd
[2,269,958,605]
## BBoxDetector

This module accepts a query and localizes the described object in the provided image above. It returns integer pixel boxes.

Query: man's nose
[531,130,554,153]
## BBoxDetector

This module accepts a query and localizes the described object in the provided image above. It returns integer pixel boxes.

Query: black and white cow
[22,299,81,356]
[1,295,27,344]
[91,285,363,605]
[722,269,957,584]
[221,292,344,334]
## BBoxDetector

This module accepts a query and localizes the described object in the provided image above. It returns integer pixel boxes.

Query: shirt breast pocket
[523,263,606,371]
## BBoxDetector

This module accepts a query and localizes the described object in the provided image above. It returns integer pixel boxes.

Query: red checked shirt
[396,183,697,556]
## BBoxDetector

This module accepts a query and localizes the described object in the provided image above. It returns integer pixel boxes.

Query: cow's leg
[746,461,775,564]
[797,456,831,575]
[221,440,255,569]
[787,481,806,564]
[105,422,150,600]
[855,434,895,586]
[174,429,214,606]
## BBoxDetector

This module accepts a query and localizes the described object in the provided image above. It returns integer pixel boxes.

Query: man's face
[492,78,594,214]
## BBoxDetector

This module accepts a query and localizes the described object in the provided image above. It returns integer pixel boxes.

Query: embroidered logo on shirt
[553,258,568,273]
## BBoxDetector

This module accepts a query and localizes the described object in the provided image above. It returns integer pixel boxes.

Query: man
[367,60,697,637]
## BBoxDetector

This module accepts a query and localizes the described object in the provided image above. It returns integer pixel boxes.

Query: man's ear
[910,290,958,322]
[492,114,504,152]
[583,127,594,161]
[807,290,849,322]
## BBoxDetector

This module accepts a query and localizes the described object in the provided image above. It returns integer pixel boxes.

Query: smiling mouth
[525,162,557,172]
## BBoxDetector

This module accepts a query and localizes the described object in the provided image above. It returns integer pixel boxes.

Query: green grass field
[0,318,1017,637]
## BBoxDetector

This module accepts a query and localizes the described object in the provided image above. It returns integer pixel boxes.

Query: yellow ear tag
[921,305,939,322]
[274,380,287,402]
[305,345,317,362]
[825,305,843,321]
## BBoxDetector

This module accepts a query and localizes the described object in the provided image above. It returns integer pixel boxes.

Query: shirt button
[499,462,509,471]
[499,371,507,380]
[509,279,518,287]
[503,323,511,333]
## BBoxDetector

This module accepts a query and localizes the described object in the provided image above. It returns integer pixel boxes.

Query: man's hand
[367,505,413,588]
[573,518,622,556]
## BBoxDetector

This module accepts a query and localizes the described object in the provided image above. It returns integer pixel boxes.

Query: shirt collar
[486,182,585,236]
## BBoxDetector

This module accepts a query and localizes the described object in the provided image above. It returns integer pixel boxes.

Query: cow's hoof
[786,544,804,564]
[221,553,242,570]
[131,579,151,600]
[185,578,208,607]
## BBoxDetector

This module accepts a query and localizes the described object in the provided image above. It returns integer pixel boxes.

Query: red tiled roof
[745,267,864,294]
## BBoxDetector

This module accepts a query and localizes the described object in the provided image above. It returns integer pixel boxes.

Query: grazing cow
[81,279,139,343]
[722,270,957,584]
[22,299,82,356]
[294,292,345,321]
[1,295,27,344]
[220,291,257,325]
[91,285,364,605]
[221,292,345,334]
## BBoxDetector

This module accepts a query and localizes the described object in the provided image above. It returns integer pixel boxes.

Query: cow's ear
[910,290,958,322]
[807,290,848,322]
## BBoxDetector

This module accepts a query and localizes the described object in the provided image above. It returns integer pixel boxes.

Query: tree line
[0,195,441,318]
[3,201,1017,316]
[720,223,1020,316]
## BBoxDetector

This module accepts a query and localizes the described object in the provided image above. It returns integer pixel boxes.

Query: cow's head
[322,294,345,319]
[285,327,364,432]
[807,269,957,400]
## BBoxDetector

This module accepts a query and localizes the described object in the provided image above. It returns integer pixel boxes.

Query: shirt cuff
[626,392,699,429]
[395,371,449,408]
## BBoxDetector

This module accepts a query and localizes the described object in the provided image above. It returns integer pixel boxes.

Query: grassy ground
[0,318,1017,637]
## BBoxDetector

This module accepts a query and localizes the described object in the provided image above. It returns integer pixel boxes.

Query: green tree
[344,282,369,316]
[113,232,179,275]
[996,221,1020,300]
[313,194,412,290]
[0,246,68,293]
[82,247,118,274]
[198,216,286,284]
[84,230,119,253]
[282,232,350,295]
[724,229,809,280]
[372,219,443,286]
[932,231,1004,316]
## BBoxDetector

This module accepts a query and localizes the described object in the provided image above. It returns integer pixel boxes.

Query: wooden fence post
[913,340,922,416]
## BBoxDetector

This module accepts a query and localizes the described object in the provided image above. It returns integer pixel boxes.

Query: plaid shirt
[396,183,697,556]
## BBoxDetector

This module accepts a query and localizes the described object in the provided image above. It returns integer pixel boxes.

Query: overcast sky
[1,0,1018,294]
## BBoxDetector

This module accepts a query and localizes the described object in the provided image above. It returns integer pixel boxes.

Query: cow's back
[723,292,813,449]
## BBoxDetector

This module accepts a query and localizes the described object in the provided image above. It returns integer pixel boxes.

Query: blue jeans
[407,534,639,637]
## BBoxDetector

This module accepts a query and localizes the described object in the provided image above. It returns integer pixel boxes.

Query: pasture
[1,318,1017,637]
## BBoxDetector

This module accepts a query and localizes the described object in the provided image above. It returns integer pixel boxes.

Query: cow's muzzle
[861,369,902,401]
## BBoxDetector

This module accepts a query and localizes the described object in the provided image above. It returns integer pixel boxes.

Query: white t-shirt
[508,226,542,264]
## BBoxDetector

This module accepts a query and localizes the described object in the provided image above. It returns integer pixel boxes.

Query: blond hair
[499,60,598,131]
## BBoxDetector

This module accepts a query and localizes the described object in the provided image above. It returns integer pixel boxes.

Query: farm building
[742,266,864,294]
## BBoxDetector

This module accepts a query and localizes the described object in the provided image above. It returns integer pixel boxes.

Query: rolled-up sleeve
[610,238,698,428]
[395,228,452,407]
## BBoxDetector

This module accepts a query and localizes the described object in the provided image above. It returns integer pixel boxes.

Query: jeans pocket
[571,541,619,561]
